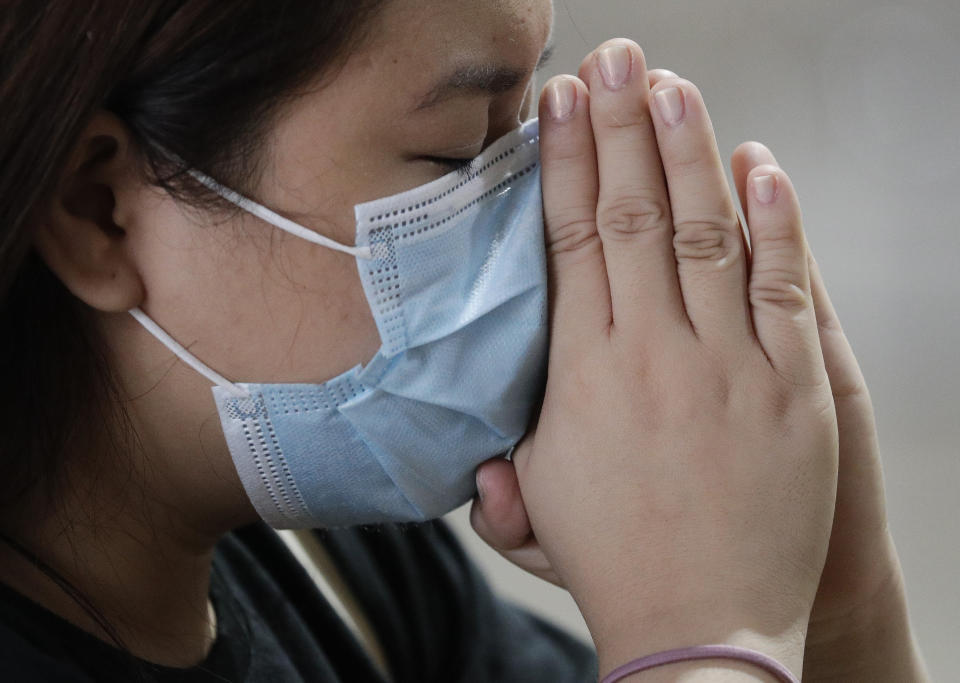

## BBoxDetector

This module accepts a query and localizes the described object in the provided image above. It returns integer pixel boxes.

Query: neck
[0,443,248,667]
[0,312,261,667]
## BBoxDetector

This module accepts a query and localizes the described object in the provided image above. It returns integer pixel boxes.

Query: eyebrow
[410,41,556,113]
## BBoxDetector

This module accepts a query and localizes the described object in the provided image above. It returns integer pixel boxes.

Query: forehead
[260,0,554,194]
[373,0,552,48]
[356,0,554,91]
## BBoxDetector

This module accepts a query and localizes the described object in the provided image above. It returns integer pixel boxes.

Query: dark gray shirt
[0,519,598,682]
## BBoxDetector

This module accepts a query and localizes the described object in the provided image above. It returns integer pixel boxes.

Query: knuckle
[545,209,600,255]
[597,195,670,240]
[598,113,651,133]
[753,373,829,427]
[542,142,592,167]
[754,381,794,424]
[754,227,803,251]
[816,313,843,335]
[749,267,809,312]
[669,153,710,177]
[743,363,834,438]
[830,376,868,402]
[666,150,714,181]
[673,217,740,262]
[697,371,733,412]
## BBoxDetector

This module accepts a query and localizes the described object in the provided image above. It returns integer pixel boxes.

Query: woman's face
[112,0,554,403]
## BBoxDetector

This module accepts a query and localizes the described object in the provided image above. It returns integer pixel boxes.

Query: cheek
[135,199,382,385]
[260,235,383,381]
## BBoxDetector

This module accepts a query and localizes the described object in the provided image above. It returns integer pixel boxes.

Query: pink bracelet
[600,644,800,683]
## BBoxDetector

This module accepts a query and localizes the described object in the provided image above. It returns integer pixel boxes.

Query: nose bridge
[485,76,538,147]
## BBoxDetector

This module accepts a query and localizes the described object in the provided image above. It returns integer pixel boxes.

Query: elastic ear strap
[186,168,372,260]
[128,308,249,398]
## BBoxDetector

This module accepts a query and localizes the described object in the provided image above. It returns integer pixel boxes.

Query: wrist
[591,601,807,683]
[603,661,786,683]
[599,646,804,683]
[804,566,928,681]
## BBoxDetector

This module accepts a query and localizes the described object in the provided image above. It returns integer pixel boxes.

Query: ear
[32,110,145,313]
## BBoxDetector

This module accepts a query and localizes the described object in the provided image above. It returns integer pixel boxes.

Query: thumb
[469,458,533,550]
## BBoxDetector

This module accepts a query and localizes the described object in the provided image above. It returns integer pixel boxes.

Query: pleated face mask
[130,117,547,528]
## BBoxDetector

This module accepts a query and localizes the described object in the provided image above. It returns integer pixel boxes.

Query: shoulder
[0,619,96,682]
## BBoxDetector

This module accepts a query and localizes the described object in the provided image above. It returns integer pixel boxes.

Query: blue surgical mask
[130,118,546,529]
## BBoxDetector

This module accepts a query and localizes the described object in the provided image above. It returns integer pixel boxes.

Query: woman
[0,1,929,681]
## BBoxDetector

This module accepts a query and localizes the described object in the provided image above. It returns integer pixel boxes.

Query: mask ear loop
[129,308,251,399]
[186,168,373,261]
[127,149,373,397]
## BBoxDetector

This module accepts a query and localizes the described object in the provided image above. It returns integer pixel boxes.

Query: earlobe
[32,110,145,313]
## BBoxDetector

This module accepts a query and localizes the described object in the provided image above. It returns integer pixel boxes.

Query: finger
[807,249,870,400]
[731,140,779,229]
[732,143,864,393]
[539,75,612,349]
[648,68,678,87]
[650,78,752,345]
[469,459,533,551]
[744,164,826,384]
[581,39,686,332]
[735,146,871,400]
[807,247,883,534]
[499,542,565,587]
[579,60,676,93]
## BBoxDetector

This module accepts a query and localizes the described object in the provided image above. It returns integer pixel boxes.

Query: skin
[5,0,553,667]
[470,39,930,682]
[0,0,927,679]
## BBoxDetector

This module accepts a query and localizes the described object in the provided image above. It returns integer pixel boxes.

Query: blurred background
[444,0,960,679]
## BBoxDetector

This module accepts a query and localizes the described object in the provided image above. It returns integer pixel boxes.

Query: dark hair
[0,0,386,505]
[0,0,386,667]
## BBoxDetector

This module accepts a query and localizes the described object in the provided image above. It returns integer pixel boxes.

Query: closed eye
[423,156,478,178]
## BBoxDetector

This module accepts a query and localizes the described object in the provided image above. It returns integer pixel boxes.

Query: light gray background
[444,1,959,680]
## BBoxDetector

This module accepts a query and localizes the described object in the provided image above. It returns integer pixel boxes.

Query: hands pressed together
[470,39,927,682]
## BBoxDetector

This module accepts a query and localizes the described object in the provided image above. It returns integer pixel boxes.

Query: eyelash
[424,156,477,178]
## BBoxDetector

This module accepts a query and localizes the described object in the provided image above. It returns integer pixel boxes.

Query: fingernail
[754,174,778,204]
[546,77,577,121]
[654,86,685,125]
[597,45,632,90]
[475,470,487,503]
